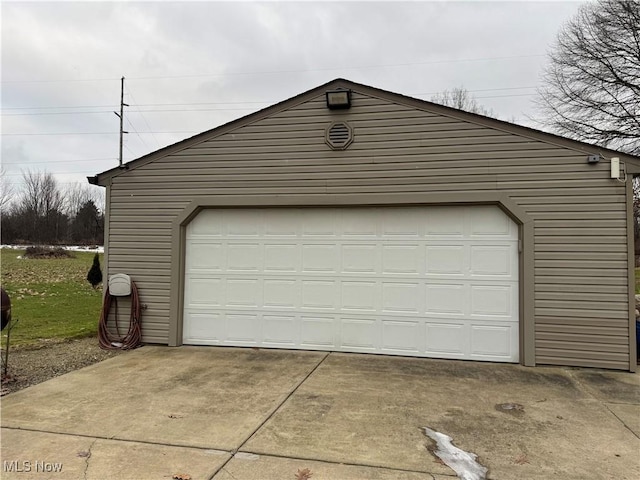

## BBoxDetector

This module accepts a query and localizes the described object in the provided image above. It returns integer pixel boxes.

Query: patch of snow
[423,427,487,480]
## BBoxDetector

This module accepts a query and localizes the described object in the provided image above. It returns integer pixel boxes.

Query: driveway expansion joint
[564,369,640,439]
[208,352,331,479]
[0,425,231,453]
[603,403,640,440]
[234,449,440,477]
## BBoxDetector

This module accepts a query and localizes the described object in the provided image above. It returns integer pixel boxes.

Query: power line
[1,132,119,136]
[2,110,115,116]
[123,143,137,161]
[126,86,161,149]
[1,131,194,136]
[2,158,114,166]
[125,116,151,151]
[2,85,540,111]
[126,54,547,80]
[0,94,538,118]
[1,107,260,116]
[2,104,119,110]
[1,53,547,84]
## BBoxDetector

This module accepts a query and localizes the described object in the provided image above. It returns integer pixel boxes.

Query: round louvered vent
[325,121,353,150]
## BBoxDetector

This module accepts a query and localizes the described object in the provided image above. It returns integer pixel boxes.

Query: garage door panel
[425,210,465,236]
[382,282,422,314]
[265,244,298,272]
[189,210,223,236]
[187,242,224,270]
[225,211,262,236]
[264,279,297,308]
[226,279,260,308]
[227,243,262,272]
[341,244,378,273]
[301,316,336,347]
[381,320,421,353]
[470,245,516,278]
[186,277,225,306]
[381,209,422,237]
[470,206,513,236]
[302,244,339,273]
[265,210,299,236]
[341,318,378,351]
[425,284,467,316]
[301,280,337,309]
[184,312,224,344]
[470,324,516,359]
[263,315,297,346]
[226,314,260,344]
[470,285,517,319]
[341,281,378,311]
[425,245,466,275]
[340,209,378,236]
[425,322,467,356]
[184,206,519,362]
[382,245,422,275]
[302,212,338,236]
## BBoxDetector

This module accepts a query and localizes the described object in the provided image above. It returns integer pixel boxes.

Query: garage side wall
[106,91,630,369]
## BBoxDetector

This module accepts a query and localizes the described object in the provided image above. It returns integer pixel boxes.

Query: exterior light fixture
[326,89,351,109]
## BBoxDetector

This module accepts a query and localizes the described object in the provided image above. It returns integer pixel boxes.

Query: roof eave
[88,77,640,186]
[90,78,354,186]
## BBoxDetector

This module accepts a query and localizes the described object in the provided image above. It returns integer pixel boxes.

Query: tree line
[1,170,105,246]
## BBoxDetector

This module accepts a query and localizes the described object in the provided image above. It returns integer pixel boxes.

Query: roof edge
[347,79,640,164]
[90,77,640,185]
[91,78,354,185]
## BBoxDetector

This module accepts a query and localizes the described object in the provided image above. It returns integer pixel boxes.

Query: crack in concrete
[83,439,97,480]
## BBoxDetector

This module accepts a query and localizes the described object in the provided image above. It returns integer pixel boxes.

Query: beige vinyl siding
[106,91,631,369]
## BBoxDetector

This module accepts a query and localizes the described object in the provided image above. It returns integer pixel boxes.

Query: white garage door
[183,206,519,362]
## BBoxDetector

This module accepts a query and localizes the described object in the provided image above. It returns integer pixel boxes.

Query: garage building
[89,79,640,371]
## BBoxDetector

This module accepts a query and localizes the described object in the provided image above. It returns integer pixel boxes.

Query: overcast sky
[1,0,588,193]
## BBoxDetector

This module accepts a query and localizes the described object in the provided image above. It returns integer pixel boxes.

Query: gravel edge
[1,336,123,396]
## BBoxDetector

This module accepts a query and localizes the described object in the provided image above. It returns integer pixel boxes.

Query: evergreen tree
[87,253,103,289]
[72,200,103,244]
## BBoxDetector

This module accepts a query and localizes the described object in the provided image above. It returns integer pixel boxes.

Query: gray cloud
[1,1,587,189]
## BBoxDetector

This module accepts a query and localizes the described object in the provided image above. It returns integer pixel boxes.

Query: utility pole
[114,76,129,169]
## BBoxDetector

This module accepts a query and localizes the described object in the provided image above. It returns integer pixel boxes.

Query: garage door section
[183,206,519,362]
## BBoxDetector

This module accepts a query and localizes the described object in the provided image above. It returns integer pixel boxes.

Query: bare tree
[536,0,640,154]
[64,183,104,217]
[431,87,496,117]
[20,170,64,217]
[17,170,67,243]
[0,168,14,211]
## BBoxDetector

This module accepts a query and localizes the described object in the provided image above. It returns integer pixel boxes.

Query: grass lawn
[1,249,103,347]
[636,268,640,295]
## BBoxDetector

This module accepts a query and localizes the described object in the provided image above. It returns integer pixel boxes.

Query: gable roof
[90,78,640,186]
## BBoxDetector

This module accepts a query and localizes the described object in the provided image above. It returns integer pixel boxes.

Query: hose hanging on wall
[98,275,142,350]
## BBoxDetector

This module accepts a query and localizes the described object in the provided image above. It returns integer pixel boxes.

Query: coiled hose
[98,281,142,350]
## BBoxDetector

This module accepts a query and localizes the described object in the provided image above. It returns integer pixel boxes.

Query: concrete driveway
[1,346,639,480]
